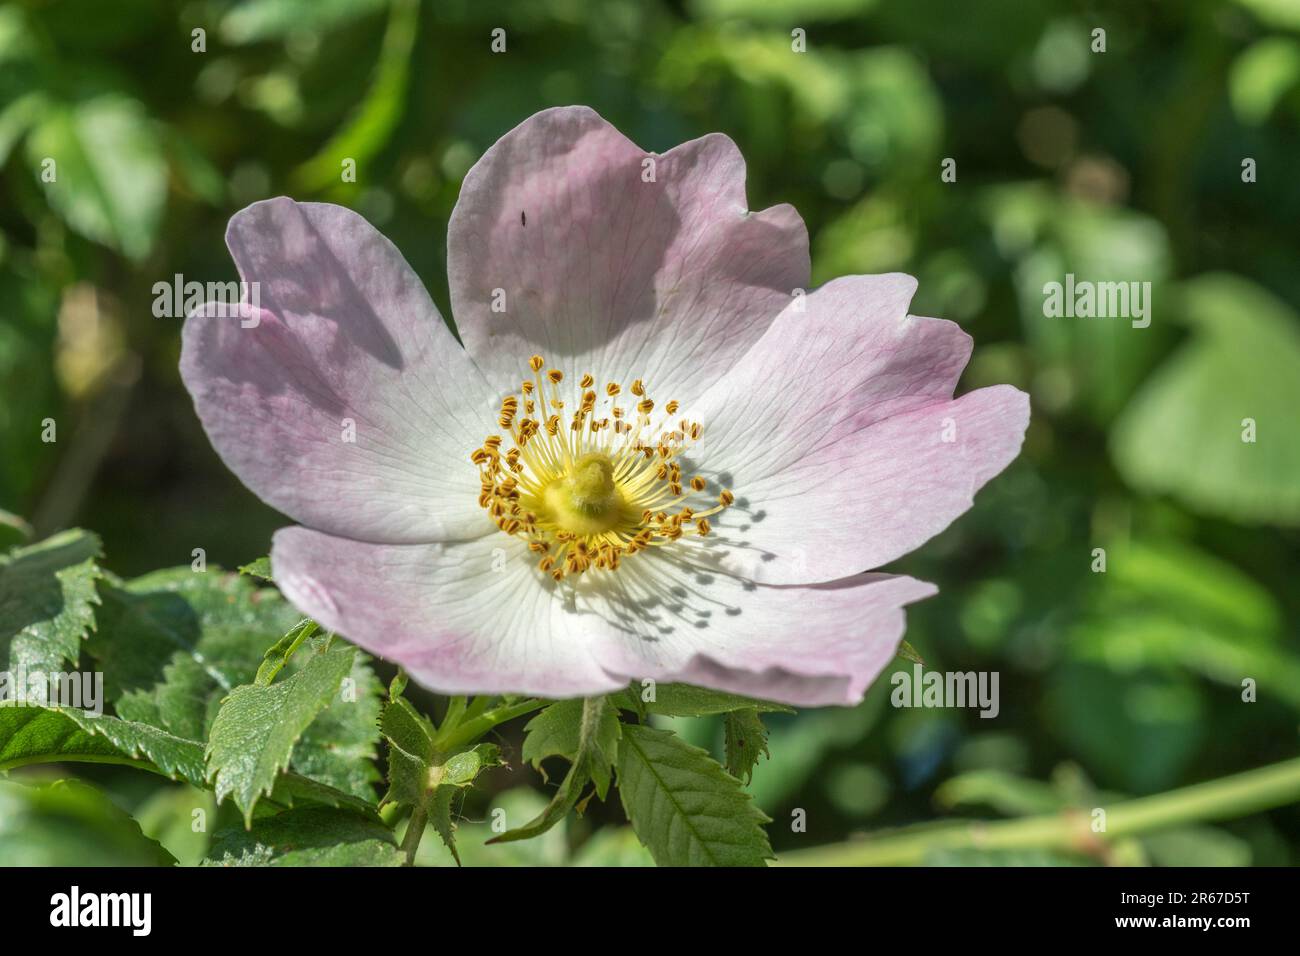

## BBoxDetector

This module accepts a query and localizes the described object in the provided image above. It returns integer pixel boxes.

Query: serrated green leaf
[0,778,176,866]
[427,786,460,864]
[268,770,381,817]
[379,692,437,808]
[379,684,500,864]
[255,618,317,686]
[88,568,300,738]
[0,688,367,824]
[237,556,273,582]
[204,806,402,867]
[0,703,206,784]
[89,570,380,798]
[206,641,357,824]
[724,708,769,784]
[289,647,383,800]
[491,697,619,845]
[0,528,102,674]
[610,682,795,717]
[520,698,584,776]
[616,723,773,867]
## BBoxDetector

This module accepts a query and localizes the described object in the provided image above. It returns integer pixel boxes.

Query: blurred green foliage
[1,0,1298,864]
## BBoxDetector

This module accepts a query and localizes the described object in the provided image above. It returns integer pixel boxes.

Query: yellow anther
[474,358,734,582]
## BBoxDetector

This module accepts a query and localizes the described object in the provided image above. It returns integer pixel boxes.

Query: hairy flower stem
[776,756,1300,866]
[400,804,428,866]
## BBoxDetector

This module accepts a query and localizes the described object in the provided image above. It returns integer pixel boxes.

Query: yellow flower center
[470,354,735,581]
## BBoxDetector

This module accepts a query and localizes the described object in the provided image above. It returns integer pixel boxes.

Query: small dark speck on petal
[521,210,527,226]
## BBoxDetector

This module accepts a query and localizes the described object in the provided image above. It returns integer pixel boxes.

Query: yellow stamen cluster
[471,355,734,581]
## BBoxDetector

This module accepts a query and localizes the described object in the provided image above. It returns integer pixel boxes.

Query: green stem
[400,804,428,866]
[777,756,1300,867]
[440,695,468,733]
[436,698,546,751]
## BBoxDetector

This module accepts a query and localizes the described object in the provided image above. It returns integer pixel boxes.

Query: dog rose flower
[180,106,1029,706]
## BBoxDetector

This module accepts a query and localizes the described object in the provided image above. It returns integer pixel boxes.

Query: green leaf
[88,568,301,739]
[610,682,795,718]
[379,692,438,810]
[204,806,403,867]
[24,95,166,261]
[1111,274,1300,526]
[237,556,273,582]
[0,779,176,866]
[89,569,381,800]
[0,528,102,674]
[0,703,206,784]
[520,698,585,776]
[491,697,619,844]
[268,770,380,817]
[616,723,773,867]
[289,647,383,801]
[724,708,769,784]
[255,618,317,686]
[0,691,373,821]
[206,640,357,824]
[133,785,216,867]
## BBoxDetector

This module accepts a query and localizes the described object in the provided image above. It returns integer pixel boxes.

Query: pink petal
[272,525,936,707]
[447,106,809,404]
[271,527,628,699]
[693,274,1031,584]
[181,198,496,544]
[591,553,938,707]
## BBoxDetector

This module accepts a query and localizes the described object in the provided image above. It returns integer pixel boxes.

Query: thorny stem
[775,756,1300,866]
[400,696,548,863]
[400,803,428,866]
